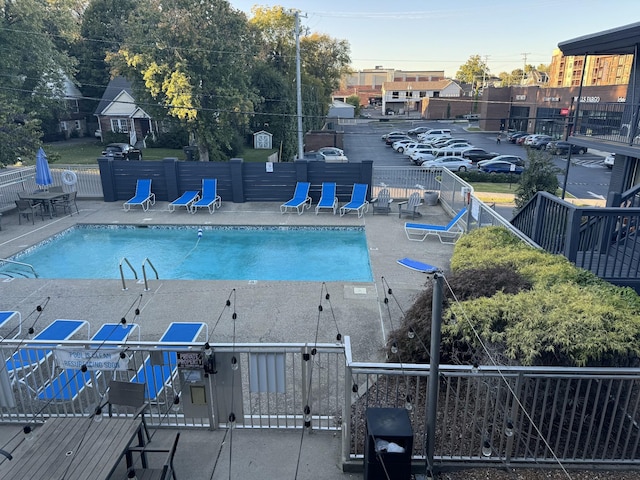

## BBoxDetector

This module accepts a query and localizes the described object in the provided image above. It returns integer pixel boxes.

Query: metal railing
[572,101,640,147]
[0,259,38,278]
[344,357,640,470]
[0,339,346,432]
[2,335,639,471]
[0,165,102,212]
[119,257,138,290]
[141,258,158,291]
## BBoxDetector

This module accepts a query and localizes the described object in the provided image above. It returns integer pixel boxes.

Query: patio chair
[396,258,440,273]
[0,311,22,339]
[130,322,208,401]
[404,207,467,244]
[314,182,338,215]
[371,188,393,215]
[52,191,79,216]
[124,179,155,212]
[106,380,152,450]
[397,192,423,219]
[339,183,369,218]
[127,432,180,480]
[15,199,42,225]
[280,182,312,214]
[168,190,200,213]
[190,179,221,214]
[37,322,139,402]
[6,319,90,390]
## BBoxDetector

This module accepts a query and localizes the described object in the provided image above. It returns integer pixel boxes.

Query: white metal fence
[0,165,102,212]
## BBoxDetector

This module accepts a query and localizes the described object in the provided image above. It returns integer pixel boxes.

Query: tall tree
[110,0,257,161]
[0,0,77,166]
[72,0,137,111]
[455,55,490,88]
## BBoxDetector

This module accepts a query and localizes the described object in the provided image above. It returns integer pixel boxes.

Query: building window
[60,121,67,131]
[74,120,81,130]
[392,91,399,99]
[419,91,426,98]
[110,118,129,133]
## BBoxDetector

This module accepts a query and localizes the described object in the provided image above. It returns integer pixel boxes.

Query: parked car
[385,134,411,146]
[381,131,405,141]
[516,135,532,145]
[528,135,553,150]
[604,153,615,169]
[403,143,432,157]
[546,141,588,155]
[461,148,499,163]
[477,155,525,168]
[302,151,326,161]
[433,144,474,155]
[407,126,431,136]
[430,138,471,148]
[392,139,414,153]
[417,133,452,143]
[410,149,437,164]
[507,131,528,143]
[101,143,142,160]
[421,156,473,172]
[318,147,348,162]
[479,160,524,174]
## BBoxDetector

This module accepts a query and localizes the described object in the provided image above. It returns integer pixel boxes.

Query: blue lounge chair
[404,207,467,244]
[131,322,207,401]
[339,183,369,218]
[396,258,441,273]
[123,179,155,212]
[190,179,221,214]
[0,311,21,338]
[168,191,200,213]
[6,319,90,380]
[280,182,312,215]
[315,182,338,215]
[37,322,140,401]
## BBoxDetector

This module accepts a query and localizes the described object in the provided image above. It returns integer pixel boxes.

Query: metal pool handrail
[119,257,137,290]
[0,258,38,278]
[141,258,158,291]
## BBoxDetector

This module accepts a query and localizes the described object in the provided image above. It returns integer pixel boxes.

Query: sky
[228,0,637,77]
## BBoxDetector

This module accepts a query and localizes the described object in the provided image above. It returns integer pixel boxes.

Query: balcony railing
[572,101,640,147]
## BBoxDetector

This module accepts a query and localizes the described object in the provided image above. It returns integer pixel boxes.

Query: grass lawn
[41,141,276,165]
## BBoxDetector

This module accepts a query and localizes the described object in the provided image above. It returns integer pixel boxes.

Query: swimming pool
[2,225,373,282]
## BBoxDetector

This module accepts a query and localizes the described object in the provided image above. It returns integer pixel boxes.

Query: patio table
[19,191,67,219]
[0,416,145,479]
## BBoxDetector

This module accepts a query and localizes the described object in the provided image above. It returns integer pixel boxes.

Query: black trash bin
[364,408,413,480]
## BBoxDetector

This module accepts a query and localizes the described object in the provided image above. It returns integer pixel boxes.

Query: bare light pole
[293,10,305,160]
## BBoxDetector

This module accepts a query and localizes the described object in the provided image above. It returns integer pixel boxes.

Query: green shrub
[458,170,518,184]
[389,226,640,367]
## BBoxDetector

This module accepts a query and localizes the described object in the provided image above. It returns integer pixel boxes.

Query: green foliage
[345,95,361,117]
[102,131,129,145]
[455,55,490,85]
[392,226,640,368]
[458,170,521,184]
[146,129,189,149]
[514,147,561,209]
[0,0,78,166]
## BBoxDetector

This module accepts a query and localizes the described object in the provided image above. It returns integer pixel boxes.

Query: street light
[406,85,412,116]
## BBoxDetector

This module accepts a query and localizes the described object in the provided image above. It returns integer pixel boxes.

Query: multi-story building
[548,48,633,87]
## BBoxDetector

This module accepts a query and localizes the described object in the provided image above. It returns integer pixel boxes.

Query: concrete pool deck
[0,198,456,363]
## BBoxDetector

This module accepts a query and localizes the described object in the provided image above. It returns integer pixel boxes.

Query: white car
[410,148,437,163]
[417,133,451,142]
[404,143,433,157]
[421,156,473,172]
[318,147,348,162]
[604,153,615,169]
[434,143,473,153]
[392,139,414,152]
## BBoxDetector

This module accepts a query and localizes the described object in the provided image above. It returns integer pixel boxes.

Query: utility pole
[481,55,489,91]
[521,52,530,85]
[292,10,306,160]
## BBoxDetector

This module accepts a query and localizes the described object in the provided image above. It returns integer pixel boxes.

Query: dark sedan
[461,148,499,163]
[508,132,528,143]
[479,160,524,174]
[546,141,588,155]
[101,143,143,160]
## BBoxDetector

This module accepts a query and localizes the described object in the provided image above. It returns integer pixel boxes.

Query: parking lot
[341,120,610,201]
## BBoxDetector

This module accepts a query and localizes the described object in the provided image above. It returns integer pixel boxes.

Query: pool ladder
[119,257,158,291]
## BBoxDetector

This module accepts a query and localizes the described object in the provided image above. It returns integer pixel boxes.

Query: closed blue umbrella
[35,147,53,189]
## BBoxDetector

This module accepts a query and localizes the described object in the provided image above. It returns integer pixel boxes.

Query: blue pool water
[3,225,373,281]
